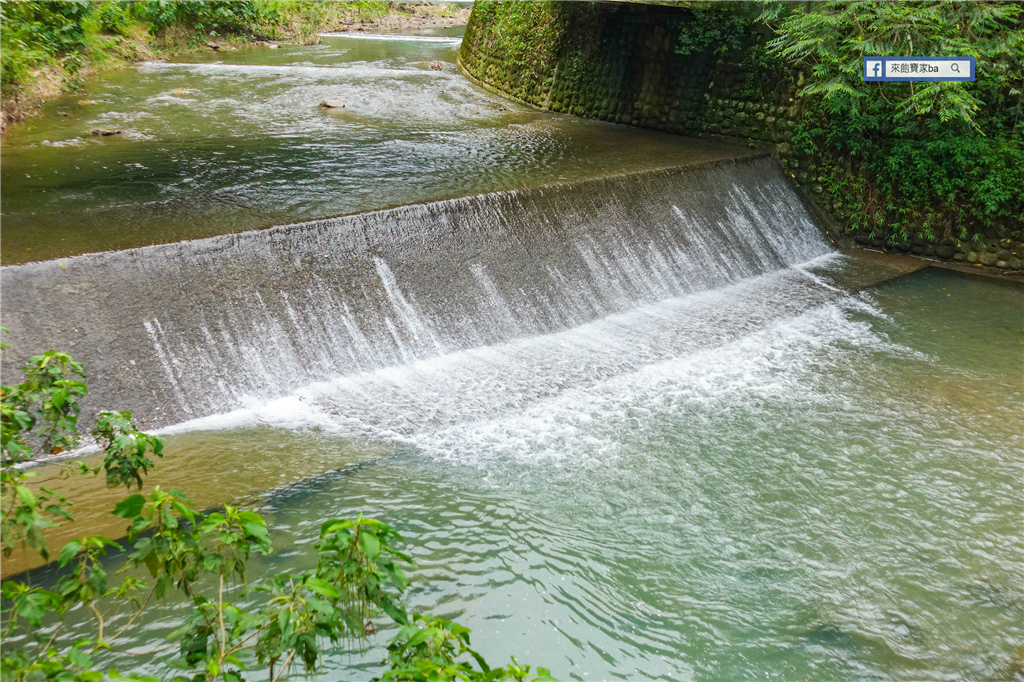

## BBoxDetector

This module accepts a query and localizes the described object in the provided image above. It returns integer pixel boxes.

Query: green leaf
[320,518,352,537]
[404,627,435,649]
[15,484,36,506]
[468,647,491,673]
[180,627,209,666]
[68,644,92,668]
[242,521,270,543]
[379,594,409,626]
[361,531,380,559]
[305,576,340,599]
[112,494,145,518]
[58,540,82,567]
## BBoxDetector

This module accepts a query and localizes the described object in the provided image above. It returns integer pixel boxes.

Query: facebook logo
[864,57,974,82]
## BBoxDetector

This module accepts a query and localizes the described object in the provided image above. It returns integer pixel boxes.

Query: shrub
[127,0,276,37]
[675,3,756,57]
[0,0,91,88]
[92,1,135,37]
[764,0,1024,240]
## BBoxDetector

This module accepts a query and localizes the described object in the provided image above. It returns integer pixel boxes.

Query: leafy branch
[1,346,556,681]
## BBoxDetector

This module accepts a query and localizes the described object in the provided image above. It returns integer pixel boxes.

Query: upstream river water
[0,28,743,264]
[2,29,1022,682]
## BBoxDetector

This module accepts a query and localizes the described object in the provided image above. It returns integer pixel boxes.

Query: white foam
[411,298,897,465]
[158,257,909,466]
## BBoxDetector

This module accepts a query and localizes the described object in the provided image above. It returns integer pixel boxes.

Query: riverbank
[306,2,469,34]
[1,28,248,133]
[0,1,469,134]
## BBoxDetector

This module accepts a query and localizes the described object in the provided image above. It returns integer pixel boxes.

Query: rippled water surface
[0,29,743,264]
[4,26,1021,682]
[32,265,1023,681]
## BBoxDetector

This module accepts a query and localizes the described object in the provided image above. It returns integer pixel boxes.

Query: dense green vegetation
[762,0,1023,244]
[673,1,755,58]
[0,345,554,681]
[460,1,562,103]
[0,1,463,128]
[670,0,1023,243]
[0,1,271,100]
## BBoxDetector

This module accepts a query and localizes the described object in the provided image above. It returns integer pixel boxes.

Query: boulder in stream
[90,128,122,137]
[319,100,346,109]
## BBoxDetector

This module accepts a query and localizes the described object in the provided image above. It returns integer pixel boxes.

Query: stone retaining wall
[854,234,1023,270]
[458,1,794,143]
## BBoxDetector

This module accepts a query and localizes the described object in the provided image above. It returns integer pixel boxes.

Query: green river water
[2,29,1022,682]
[18,264,1022,681]
[0,28,743,264]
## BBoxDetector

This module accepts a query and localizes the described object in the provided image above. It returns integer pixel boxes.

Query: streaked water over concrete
[1,155,828,430]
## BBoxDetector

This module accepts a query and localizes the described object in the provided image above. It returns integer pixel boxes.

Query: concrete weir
[1,153,831,430]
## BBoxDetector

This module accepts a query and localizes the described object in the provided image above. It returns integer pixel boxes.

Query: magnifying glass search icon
[951,63,960,73]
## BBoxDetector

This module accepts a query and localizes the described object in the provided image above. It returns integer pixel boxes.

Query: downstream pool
[22,264,1024,681]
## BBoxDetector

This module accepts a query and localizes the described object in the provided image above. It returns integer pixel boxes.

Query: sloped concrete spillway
[1,154,832,430]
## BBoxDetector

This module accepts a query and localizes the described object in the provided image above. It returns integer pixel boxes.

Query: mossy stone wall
[458,1,796,144]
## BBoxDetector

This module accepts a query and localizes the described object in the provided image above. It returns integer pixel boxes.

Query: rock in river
[319,100,346,109]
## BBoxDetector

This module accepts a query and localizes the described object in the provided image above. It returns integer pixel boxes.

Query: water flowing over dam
[3,25,1022,681]
[2,154,831,430]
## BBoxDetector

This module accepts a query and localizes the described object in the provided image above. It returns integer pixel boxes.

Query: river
[1,29,1021,682]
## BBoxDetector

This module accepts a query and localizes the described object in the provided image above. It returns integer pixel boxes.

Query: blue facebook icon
[865,59,883,79]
